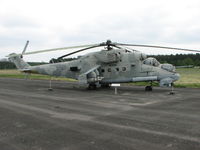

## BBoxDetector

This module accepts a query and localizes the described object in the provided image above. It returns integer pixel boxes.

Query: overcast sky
[1,0,200,62]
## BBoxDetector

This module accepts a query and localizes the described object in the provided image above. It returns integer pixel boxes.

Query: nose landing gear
[169,83,175,95]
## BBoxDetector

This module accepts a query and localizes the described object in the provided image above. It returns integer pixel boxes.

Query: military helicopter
[8,40,200,92]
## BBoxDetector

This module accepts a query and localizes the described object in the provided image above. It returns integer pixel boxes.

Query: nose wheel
[101,83,111,88]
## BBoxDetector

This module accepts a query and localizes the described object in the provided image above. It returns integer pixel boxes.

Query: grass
[0,69,76,82]
[0,68,200,88]
[175,68,200,88]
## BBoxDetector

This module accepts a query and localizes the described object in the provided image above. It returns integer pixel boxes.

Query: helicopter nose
[172,73,180,81]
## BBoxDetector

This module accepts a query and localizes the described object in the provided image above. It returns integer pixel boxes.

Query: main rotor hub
[106,40,112,46]
[106,40,113,50]
[99,40,114,50]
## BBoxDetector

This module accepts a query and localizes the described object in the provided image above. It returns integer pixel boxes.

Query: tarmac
[0,77,199,150]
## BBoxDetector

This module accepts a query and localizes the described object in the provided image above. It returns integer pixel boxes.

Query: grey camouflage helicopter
[8,40,200,91]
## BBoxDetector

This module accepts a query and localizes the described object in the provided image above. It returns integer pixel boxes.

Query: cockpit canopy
[143,57,160,67]
[161,64,176,72]
[143,57,175,72]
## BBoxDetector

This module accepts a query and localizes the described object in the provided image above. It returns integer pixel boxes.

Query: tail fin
[8,53,30,70]
[7,40,30,70]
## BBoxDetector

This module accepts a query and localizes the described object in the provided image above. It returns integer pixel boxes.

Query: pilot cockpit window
[143,58,160,67]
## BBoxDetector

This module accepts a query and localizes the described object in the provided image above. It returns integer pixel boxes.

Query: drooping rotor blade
[22,40,29,55]
[57,40,127,59]
[115,43,200,53]
[112,44,138,52]
[111,45,123,49]
[57,45,102,59]
[6,40,114,58]
[23,44,99,55]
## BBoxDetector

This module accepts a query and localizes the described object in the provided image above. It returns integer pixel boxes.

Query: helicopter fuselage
[27,48,179,87]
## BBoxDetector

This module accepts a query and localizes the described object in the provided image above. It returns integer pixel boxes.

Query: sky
[0,0,200,62]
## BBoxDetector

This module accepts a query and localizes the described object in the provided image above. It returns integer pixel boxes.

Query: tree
[182,57,194,66]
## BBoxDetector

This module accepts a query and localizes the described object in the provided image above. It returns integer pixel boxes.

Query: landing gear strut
[48,77,53,91]
[169,83,175,95]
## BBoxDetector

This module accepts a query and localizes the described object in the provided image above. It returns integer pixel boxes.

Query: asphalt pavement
[0,77,199,150]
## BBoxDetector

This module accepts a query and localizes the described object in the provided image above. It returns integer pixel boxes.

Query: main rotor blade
[22,40,29,55]
[57,45,101,59]
[112,45,139,52]
[23,44,98,55]
[57,41,126,60]
[116,43,200,53]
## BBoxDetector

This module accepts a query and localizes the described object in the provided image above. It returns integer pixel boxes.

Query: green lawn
[175,68,200,88]
[0,68,200,88]
[0,69,76,81]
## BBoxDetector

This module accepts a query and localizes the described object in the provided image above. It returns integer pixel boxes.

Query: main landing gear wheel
[88,84,97,90]
[101,84,111,88]
[145,86,152,91]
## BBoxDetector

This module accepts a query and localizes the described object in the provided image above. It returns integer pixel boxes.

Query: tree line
[149,53,200,66]
[0,62,47,69]
[0,53,200,69]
